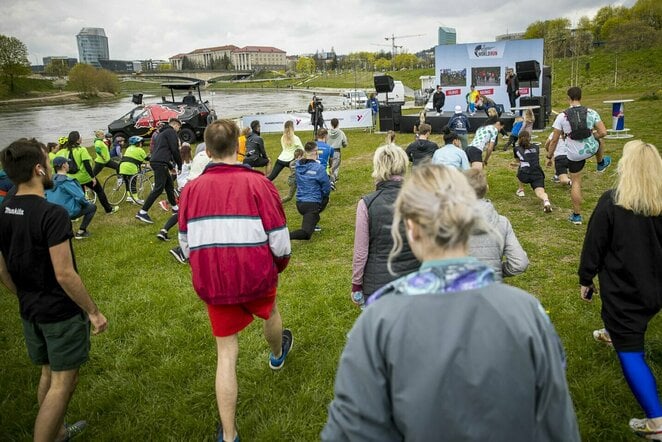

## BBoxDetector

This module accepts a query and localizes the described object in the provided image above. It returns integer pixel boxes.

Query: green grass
[1,83,661,440]
[0,76,57,99]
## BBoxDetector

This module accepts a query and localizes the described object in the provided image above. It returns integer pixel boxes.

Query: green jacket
[94,138,111,164]
[55,146,94,185]
[119,145,147,175]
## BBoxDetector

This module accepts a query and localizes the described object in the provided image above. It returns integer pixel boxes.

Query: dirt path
[0,91,115,106]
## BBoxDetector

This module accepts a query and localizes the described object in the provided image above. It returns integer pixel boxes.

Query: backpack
[67,148,80,174]
[565,106,592,140]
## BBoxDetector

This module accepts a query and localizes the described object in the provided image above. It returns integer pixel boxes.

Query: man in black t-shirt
[0,138,108,441]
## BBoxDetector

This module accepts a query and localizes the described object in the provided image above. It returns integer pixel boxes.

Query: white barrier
[241,109,373,133]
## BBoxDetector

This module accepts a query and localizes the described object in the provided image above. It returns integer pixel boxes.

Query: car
[108,81,216,144]
[342,90,368,108]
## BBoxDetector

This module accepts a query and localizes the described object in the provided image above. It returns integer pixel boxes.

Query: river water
[0,89,347,146]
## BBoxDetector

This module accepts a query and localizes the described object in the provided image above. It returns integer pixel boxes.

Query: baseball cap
[53,156,68,169]
[454,105,463,114]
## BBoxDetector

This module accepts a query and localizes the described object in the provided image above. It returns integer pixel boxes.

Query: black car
[108,81,216,143]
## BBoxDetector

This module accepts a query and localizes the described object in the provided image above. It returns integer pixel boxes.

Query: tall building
[76,28,109,67]
[438,27,457,45]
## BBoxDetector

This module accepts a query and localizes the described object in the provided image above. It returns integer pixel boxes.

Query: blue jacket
[45,174,88,217]
[316,141,334,170]
[295,159,331,203]
[448,113,470,135]
[367,97,379,114]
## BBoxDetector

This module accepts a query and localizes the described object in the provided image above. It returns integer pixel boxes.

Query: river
[0,89,348,146]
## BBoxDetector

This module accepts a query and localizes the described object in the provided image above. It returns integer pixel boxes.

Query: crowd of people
[0,85,660,441]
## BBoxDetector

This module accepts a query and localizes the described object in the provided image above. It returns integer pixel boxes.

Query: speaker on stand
[516,60,541,100]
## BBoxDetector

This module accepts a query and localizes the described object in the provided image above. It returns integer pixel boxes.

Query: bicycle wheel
[103,173,127,205]
[84,186,97,205]
[130,173,154,202]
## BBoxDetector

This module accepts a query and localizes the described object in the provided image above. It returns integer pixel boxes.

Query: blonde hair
[282,120,295,146]
[372,144,408,183]
[614,140,662,216]
[385,130,396,145]
[524,108,535,123]
[487,108,498,118]
[389,165,487,271]
[94,130,104,138]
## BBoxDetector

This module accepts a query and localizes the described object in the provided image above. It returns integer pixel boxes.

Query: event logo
[295,119,301,126]
[474,44,498,57]
[356,114,363,122]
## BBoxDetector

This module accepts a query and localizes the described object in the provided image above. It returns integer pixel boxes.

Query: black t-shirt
[0,195,81,322]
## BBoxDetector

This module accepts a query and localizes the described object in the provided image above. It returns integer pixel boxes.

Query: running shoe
[597,155,612,173]
[156,229,169,241]
[169,246,188,264]
[106,206,119,214]
[63,420,87,441]
[629,418,662,440]
[516,189,525,197]
[552,175,560,183]
[592,328,613,346]
[269,329,293,370]
[216,423,240,442]
[543,201,552,213]
[159,200,170,212]
[568,213,583,225]
[314,225,322,232]
[135,212,154,224]
[74,230,90,240]
[126,195,144,205]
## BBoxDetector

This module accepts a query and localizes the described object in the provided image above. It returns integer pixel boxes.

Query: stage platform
[398,112,516,134]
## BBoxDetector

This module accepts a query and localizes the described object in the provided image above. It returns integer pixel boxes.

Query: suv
[342,90,368,108]
[108,81,216,143]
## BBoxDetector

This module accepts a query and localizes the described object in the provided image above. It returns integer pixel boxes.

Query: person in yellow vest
[92,130,118,176]
[119,136,148,204]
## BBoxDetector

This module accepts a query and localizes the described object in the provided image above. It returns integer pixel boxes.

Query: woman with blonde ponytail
[579,140,662,439]
[324,164,579,441]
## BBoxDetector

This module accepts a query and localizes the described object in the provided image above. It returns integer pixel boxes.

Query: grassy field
[0,84,661,440]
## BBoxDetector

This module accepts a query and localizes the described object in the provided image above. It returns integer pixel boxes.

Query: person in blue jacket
[289,141,331,240]
[367,93,379,129]
[46,156,97,239]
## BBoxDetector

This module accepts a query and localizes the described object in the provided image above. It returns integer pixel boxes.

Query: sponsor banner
[478,88,494,96]
[467,42,507,60]
[519,87,530,95]
[242,109,372,133]
[445,88,462,96]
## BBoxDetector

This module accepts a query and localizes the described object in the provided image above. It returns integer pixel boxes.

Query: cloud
[2,0,636,64]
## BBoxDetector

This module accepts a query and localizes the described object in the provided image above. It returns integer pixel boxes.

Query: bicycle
[128,165,155,204]
[102,173,127,205]
[102,165,153,206]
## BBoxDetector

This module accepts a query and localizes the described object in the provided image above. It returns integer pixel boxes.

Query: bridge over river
[119,70,253,85]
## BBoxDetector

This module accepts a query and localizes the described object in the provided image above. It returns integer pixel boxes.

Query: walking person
[267,120,303,181]
[351,143,419,308]
[177,120,292,442]
[327,118,348,183]
[0,138,108,442]
[136,118,182,224]
[578,140,662,440]
[323,164,579,441]
[56,131,118,214]
[546,86,610,225]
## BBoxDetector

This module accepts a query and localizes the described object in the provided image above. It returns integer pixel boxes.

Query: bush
[67,64,119,96]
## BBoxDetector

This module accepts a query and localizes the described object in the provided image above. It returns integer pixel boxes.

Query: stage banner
[242,109,372,133]
[435,39,544,112]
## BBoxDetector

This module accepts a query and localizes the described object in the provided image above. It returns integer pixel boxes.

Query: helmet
[58,136,68,145]
[128,136,143,145]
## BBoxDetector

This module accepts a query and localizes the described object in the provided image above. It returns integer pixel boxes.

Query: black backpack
[565,106,592,140]
[67,147,80,174]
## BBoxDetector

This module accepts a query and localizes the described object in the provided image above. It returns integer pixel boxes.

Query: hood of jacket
[414,139,437,151]
[52,173,70,188]
[328,129,343,140]
[476,199,500,224]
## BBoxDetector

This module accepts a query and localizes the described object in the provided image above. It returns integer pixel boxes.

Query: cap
[454,105,463,114]
[53,156,68,169]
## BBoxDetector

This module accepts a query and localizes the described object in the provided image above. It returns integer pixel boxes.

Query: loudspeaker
[374,75,395,93]
[516,60,540,82]
[520,96,546,130]
[541,66,552,119]
[378,104,401,131]
[132,93,143,105]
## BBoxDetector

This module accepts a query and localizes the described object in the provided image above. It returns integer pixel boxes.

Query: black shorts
[465,146,483,163]
[554,155,569,176]
[601,288,659,352]
[517,168,545,190]
[568,158,586,174]
[245,157,269,168]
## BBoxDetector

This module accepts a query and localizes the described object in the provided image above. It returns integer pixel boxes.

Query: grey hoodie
[468,199,529,281]
[327,128,347,150]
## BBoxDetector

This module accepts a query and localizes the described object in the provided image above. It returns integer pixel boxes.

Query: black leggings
[290,197,329,240]
[142,163,177,211]
[81,179,113,213]
[267,159,291,181]
[92,160,119,177]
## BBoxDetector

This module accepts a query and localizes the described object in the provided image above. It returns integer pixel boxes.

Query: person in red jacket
[177,119,292,442]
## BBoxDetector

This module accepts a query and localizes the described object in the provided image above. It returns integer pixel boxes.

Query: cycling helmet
[128,136,143,145]
[58,136,68,145]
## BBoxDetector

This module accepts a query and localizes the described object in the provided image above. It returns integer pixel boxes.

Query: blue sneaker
[269,328,293,370]
[568,213,583,225]
[216,423,240,442]
[597,155,612,173]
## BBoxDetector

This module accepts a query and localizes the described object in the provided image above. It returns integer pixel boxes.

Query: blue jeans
[74,202,97,231]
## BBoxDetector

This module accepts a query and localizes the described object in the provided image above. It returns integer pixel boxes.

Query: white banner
[467,42,507,60]
[241,109,373,134]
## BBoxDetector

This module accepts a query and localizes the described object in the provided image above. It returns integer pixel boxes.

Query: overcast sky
[5,0,634,65]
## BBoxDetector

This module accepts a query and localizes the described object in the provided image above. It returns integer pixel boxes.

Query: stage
[397,112,517,134]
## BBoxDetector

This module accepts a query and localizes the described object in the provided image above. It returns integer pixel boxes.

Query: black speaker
[541,66,552,119]
[520,96,546,130]
[132,93,143,105]
[374,75,395,93]
[516,60,540,82]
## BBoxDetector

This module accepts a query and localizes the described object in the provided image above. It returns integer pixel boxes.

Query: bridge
[119,70,254,85]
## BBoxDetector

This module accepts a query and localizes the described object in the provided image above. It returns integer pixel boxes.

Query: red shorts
[206,288,277,337]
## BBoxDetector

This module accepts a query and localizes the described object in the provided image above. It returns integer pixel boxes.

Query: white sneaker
[543,201,552,213]
[516,189,525,197]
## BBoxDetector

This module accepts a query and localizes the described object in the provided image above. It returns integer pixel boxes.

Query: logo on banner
[478,88,494,96]
[295,119,301,126]
[467,41,506,59]
[474,44,498,57]
[357,114,364,121]
[445,88,462,96]
[519,87,529,95]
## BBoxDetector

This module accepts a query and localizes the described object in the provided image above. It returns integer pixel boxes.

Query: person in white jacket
[327,118,348,183]
[464,168,529,281]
